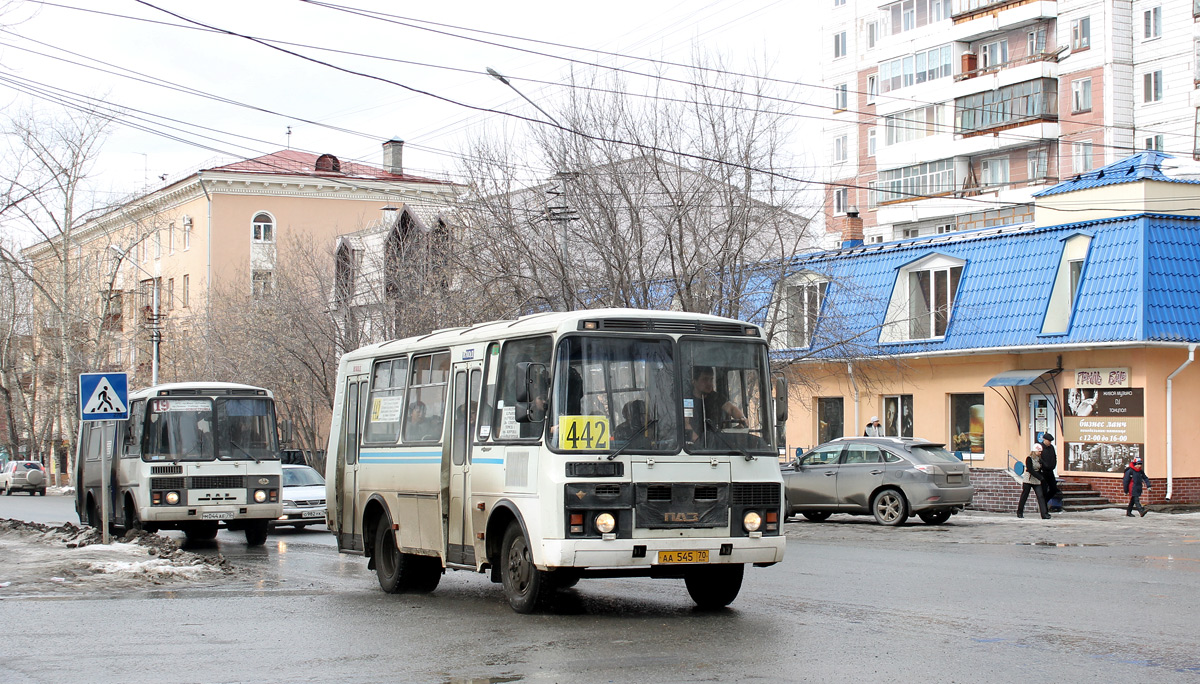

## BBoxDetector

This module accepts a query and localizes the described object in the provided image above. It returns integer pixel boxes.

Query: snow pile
[0,519,234,595]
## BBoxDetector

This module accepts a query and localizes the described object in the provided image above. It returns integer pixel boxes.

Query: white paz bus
[326,309,787,612]
[76,382,285,545]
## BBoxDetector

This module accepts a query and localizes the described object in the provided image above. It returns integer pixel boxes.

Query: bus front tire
[500,522,550,613]
[244,520,269,546]
[185,522,219,541]
[684,563,745,610]
[373,520,441,594]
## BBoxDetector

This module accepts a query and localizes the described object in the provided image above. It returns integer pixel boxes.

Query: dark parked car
[1,460,47,496]
[783,437,973,525]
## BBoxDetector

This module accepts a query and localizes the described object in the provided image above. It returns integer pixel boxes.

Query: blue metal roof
[1034,151,1200,197]
[772,212,1200,358]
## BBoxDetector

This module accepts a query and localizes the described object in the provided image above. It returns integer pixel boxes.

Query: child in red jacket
[1122,455,1151,517]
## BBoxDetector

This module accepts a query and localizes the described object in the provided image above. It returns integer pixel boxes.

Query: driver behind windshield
[685,366,746,442]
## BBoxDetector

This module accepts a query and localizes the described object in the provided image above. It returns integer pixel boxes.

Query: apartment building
[820,0,1199,243]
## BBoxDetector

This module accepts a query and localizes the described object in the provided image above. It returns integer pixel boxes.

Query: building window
[867,20,879,49]
[1068,259,1085,307]
[868,127,877,157]
[252,270,273,298]
[834,0,845,5]
[817,397,844,444]
[834,83,848,110]
[183,219,191,250]
[867,75,877,104]
[182,274,189,308]
[885,105,943,145]
[1144,6,1161,39]
[902,228,920,238]
[1144,71,1163,103]
[1028,147,1048,181]
[154,229,161,259]
[787,280,827,348]
[1071,16,1090,50]
[935,223,956,234]
[252,213,275,242]
[834,134,848,163]
[1073,141,1094,173]
[882,395,913,437]
[981,157,1009,187]
[1027,26,1046,55]
[166,277,174,310]
[1071,78,1092,113]
[869,235,884,244]
[980,40,1008,69]
[949,394,985,457]
[871,159,955,205]
[1195,109,1200,160]
[834,31,847,59]
[1144,134,1164,151]
[879,45,952,94]
[1042,233,1093,334]
[168,223,175,255]
[955,78,1056,134]
[833,187,849,214]
[910,264,961,338]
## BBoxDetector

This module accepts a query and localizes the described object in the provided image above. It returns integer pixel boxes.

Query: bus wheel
[500,522,549,613]
[185,522,219,541]
[244,520,269,546]
[124,498,144,533]
[372,520,442,594]
[684,563,745,610]
[87,500,102,529]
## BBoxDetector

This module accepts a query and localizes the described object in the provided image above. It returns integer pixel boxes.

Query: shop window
[882,394,913,437]
[949,393,985,459]
[817,397,844,445]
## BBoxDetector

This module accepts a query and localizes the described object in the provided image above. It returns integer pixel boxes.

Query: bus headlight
[254,490,268,503]
[165,491,180,505]
[742,511,762,532]
[595,512,616,534]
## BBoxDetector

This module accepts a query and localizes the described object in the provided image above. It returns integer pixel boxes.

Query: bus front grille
[150,477,185,490]
[151,465,183,475]
[731,482,780,506]
[189,475,245,489]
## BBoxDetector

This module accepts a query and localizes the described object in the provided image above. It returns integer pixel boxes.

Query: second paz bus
[326,308,788,612]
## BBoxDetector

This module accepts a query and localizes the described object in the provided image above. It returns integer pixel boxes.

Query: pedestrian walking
[1017,444,1050,519]
[1040,433,1061,511]
[864,416,883,437]
[1122,455,1151,517]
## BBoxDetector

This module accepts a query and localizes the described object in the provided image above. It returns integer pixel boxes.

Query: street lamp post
[108,244,160,385]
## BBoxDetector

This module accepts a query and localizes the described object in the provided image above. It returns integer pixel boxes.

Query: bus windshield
[549,336,679,452]
[680,339,774,454]
[215,398,279,461]
[143,398,216,461]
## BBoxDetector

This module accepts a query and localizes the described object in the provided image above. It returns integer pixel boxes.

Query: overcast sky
[1,0,819,214]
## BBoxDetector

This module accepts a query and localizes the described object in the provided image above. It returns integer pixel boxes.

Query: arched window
[252,213,274,242]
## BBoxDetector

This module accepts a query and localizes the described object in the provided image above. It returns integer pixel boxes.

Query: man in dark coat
[1040,433,1060,511]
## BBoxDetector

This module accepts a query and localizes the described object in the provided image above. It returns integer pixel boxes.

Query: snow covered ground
[0,519,234,596]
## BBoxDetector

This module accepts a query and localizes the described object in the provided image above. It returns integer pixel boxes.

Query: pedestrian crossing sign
[79,373,129,421]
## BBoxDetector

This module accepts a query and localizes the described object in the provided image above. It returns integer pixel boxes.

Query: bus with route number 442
[326,308,788,612]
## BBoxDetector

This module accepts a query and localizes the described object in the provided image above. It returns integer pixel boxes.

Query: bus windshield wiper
[607,418,659,461]
[704,419,754,461]
[228,440,259,463]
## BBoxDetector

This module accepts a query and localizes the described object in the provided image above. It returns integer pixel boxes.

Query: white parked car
[1,461,47,496]
[273,464,326,529]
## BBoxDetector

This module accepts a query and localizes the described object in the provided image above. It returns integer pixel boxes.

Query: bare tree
[453,57,819,339]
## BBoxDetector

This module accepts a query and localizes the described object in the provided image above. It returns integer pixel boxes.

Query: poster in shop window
[1063,388,1144,473]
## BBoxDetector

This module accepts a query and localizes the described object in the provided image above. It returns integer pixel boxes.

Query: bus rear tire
[373,520,441,594]
[185,522,219,541]
[124,497,144,534]
[684,563,744,610]
[500,522,550,613]
[244,520,269,546]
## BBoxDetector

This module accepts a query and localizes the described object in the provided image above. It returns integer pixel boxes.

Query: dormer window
[881,253,964,343]
[786,277,828,348]
[252,213,274,242]
[1041,234,1093,334]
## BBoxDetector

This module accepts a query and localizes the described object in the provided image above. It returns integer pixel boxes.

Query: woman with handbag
[1017,443,1051,519]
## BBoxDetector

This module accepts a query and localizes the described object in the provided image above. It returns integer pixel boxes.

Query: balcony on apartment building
[951,0,1056,43]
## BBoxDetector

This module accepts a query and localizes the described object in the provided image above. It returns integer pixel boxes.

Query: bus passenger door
[338,374,368,552]
[447,363,482,565]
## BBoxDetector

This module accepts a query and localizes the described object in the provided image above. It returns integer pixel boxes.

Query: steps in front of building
[1055,481,1115,511]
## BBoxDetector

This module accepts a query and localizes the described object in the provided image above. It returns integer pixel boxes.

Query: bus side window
[476,342,500,442]
[124,401,145,458]
[403,351,451,443]
[82,424,99,461]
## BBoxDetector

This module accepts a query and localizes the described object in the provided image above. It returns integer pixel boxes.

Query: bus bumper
[540,536,785,569]
[142,504,284,523]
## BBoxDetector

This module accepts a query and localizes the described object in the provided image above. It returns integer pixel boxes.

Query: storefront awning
[984,368,1058,387]
[984,367,1063,436]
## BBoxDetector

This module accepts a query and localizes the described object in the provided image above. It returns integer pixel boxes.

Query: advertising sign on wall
[1063,388,1144,472]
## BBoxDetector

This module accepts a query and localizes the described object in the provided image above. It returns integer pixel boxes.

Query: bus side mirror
[774,376,788,423]
[279,419,293,445]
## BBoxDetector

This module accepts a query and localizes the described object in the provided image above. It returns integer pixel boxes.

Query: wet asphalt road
[2,494,1199,683]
